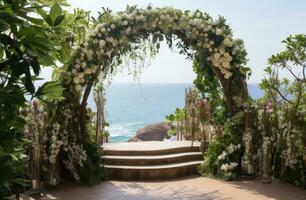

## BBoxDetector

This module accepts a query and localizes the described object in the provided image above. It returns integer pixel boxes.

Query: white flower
[91,65,98,72]
[75,84,82,92]
[224,72,233,79]
[81,62,86,68]
[221,163,229,171]
[84,68,92,75]
[106,37,114,43]
[73,77,80,84]
[127,14,133,20]
[207,19,213,25]
[123,20,128,25]
[229,162,238,169]
[112,39,118,47]
[99,40,106,47]
[101,27,106,33]
[72,69,78,74]
[74,64,80,69]
[85,49,94,60]
[77,73,84,79]
[111,24,116,29]
[224,38,233,47]
[216,28,223,35]
[222,61,230,69]
[219,47,225,55]
[105,50,113,57]
[218,151,227,160]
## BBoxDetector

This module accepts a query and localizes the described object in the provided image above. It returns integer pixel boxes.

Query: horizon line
[109,82,261,84]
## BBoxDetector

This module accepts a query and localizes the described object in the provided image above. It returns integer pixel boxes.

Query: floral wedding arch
[53,6,254,182]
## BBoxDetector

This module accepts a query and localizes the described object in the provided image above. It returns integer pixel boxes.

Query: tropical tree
[259,34,306,187]
[0,0,71,197]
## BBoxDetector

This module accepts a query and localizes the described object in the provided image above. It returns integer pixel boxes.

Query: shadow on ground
[23,176,305,200]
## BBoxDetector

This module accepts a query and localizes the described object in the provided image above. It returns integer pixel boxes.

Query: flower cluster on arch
[63,7,248,93]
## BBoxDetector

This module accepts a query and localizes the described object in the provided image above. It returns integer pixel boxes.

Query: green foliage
[79,142,104,185]
[165,108,185,136]
[193,54,226,124]
[257,34,306,188]
[34,81,64,101]
[0,0,66,197]
[0,86,29,198]
[200,113,244,180]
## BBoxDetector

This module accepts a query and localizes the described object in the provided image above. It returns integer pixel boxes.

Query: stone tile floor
[22,176,306,200]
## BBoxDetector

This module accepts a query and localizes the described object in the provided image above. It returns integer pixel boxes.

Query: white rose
[72,69,78,74]
[222,61,230,69]
[81,62,86,68]
[73,77,80,84]
[214,53,220,59]
[99,40,106,47]
[224,72,233,79]
[77,73,84,79]
[219,48,225,55]
[216,28,223,35]
[127,15,133,21]
[224,38,233,47]
[224,52,230,58]
[101,27,106,33]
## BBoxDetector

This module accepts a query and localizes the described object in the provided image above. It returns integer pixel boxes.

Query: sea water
[88,83,263,143]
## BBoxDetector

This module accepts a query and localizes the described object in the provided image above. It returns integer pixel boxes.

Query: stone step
[103,146,200,156]
[102,141,201,156]
[102,152,203,166]
[104,160,202,180]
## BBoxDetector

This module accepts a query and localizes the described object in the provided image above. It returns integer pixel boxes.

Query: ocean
[88,83,263,143]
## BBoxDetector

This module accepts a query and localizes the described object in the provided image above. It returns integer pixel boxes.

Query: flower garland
[57,6,251,181]
[61,7,247,95]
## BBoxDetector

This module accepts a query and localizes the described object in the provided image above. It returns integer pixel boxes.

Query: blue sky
[54,0,306,83]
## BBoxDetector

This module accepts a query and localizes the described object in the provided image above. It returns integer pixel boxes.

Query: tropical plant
[0,0,66,197]
[258,34,306,187]
[166,108,185,140]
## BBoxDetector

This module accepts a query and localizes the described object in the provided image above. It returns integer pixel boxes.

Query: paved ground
[27,176,305,200]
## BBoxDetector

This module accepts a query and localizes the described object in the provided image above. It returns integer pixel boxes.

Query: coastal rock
[128,122,170,142]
